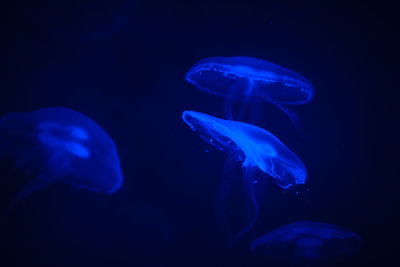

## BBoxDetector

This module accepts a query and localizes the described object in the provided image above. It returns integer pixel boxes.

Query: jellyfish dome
[182,110,306,188]
[185,56,314,105]
[0,107,123,205]
[250,221,362,263]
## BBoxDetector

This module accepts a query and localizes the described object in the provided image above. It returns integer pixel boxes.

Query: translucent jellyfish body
[185,56,314,132]
[251,221,361,264]
[182,110,307,245]
[182,110,307,188]
[186,56,314,105]
[0,107,124,207]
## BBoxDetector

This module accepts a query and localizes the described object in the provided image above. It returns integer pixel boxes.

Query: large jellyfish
[0,107,124,208]
[251,221,362,265]
[185,56,314,127]
[182,110,307,245]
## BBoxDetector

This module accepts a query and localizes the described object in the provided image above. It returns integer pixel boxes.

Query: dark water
[0,1,397,266]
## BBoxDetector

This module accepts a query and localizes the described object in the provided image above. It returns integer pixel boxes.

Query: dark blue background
[0,1,397,266]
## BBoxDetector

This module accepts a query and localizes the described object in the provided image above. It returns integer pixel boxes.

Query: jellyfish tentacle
[248,101,263,124]
[7,174,57,212]
[215,153,237,235]
[275,103,300,127]
[274,104,311,140]
[223,98,235,120]
[2,175,58,223]
[236,102,248,121]
[236,79,254,121]
[227,166,259,249]
[252,174,267,211]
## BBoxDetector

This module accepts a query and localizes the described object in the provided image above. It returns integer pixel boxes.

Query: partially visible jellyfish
[251,221,362,265]
[182,110,307,245]
[22,0,136,42]
[185,56,314,128]
[0,107,124,209]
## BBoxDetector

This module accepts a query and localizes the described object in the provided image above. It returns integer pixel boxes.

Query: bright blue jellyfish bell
[0,107,124,209]
[185,56,314,128]
[182,110,307,246]
[182,110,307,187]
[250,221,361,265]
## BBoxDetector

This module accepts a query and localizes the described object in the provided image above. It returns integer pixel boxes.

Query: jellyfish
[0,107,124,209]
[182,110,307,245]
[22,0,136,42]
[185,56,314,128]
[250,221,362,265]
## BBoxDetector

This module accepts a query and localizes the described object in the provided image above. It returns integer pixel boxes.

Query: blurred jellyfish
[251,221,361,265]
[182,110,306,245]
[22,0,136,42]
[185,56,314,128]
[0,107,124,209]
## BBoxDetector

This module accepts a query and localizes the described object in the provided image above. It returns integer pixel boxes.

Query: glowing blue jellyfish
[182,110,307,244]
[185,56,314,126]
[251,221,361,265]
[0,107,123,208]
[183,110,306,187]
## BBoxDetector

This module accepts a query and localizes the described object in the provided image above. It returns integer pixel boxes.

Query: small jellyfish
[185,56,314,127]
[182,110,306,245]
[0,107,123,208]
[251,221,362,265]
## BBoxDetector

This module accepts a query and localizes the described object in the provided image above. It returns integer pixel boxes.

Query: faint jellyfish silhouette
[250,221,361,265]
[22,0,136,42]
[0,107,124,209]
[185,56,314,128]
[182,110,307,246]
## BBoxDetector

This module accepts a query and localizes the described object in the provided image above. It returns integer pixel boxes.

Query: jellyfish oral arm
[7,174,58,212]
[227,166,260,249]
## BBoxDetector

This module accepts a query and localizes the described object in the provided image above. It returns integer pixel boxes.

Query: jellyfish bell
[0,107,124,209]
[182,110,307,246]
[250,221,362,264]
[185,56,314,132]
[186,56,314,104]
[182,110,307,188]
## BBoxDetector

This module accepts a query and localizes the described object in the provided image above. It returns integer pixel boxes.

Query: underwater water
[0,1,397,267]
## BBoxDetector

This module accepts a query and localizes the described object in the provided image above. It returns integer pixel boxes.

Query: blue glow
[64,142,90,158]
[182,110,307,246]
[36,121,92,159]
[182,110,307,188]
[186,56,314,105]
[0,107,124,207]
[67,126,89,140]
[250,221,362,263]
